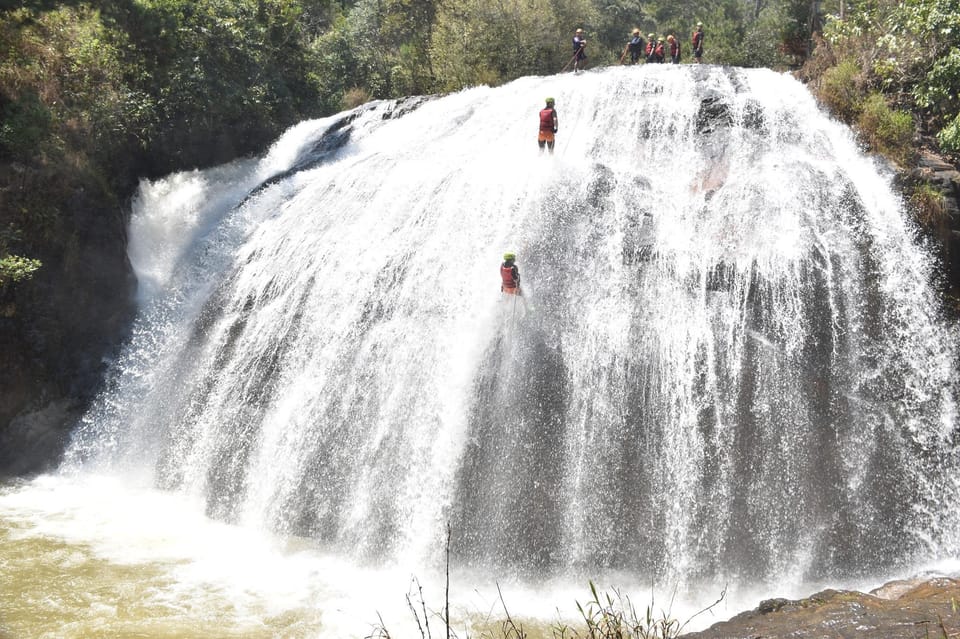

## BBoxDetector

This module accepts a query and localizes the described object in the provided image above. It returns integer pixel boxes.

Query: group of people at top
[571,22,705,71]
[513,22,708,287]
[541,22,704,153]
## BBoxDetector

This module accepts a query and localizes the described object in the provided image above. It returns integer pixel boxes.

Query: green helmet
[545,97,555,105]
[503,252,516,261]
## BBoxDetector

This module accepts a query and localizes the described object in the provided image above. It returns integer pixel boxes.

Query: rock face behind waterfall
[0,187,136,477]
[902,149,960,298]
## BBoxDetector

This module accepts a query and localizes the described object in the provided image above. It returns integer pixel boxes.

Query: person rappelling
[538,97,558,154]
[500,252,521,295]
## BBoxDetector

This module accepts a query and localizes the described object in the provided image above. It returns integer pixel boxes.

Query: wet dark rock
[742,99,766,131]
[682,577,960,639]
[622,210,655,265]
[587,164,615,207]
[901,149,960,295]
[697,94,734,134]
[0,399,83,476]
[0,183,136,477]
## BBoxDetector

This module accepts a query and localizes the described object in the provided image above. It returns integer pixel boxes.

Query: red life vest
[539,108,555,132]
[501,264,518,289]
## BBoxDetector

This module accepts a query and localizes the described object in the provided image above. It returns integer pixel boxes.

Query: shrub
[0,254,42,286]
[911,182,947,231]
[858,92,915,166]
[818,59,864,123]
[938,113,960,156]
[0,92,52,158]
[342,87,371,109]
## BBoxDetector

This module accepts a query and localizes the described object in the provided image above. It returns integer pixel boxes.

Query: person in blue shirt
[572,28,587,71]
[627,29,644,64]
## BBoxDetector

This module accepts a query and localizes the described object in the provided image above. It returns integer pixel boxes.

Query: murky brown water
[0,516,330,638]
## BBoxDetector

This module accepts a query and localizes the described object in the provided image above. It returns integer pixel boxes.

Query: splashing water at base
[0,476,726,638]
[3,475,915,639]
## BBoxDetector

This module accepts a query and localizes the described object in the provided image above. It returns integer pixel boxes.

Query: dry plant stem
[675,586,727,635]
[406,579,429,639]
[376,612,392,639]
[496,582,527,639]
[421,579,433,639]
[446,523,452,639]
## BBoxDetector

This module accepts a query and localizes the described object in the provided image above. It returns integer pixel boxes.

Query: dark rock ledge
[904,150,960,294]
[682,577,960,639]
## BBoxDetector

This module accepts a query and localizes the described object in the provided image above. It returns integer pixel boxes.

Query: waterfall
[62,64,959,597]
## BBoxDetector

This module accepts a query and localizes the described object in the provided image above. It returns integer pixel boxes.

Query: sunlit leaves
[0,254,42,287]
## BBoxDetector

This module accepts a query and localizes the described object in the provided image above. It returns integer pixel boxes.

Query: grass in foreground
[368,579,726,639]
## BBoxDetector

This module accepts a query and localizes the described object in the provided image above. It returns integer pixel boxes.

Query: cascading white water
[4,65,959,636]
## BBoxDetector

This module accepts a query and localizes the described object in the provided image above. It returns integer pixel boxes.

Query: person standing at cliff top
[667,34,681,64]
[572,28,587,71]
[645,33,657,63]
[627,29,644,64]
[654,37,666,63]
[692,22,705,63]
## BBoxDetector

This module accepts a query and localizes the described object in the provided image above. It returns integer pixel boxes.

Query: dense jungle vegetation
[1,0,958,288]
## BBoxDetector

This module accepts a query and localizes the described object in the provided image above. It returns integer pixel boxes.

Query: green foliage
[0,92,51,158]
[0,226,41,287]
[430,0,589,89]
[110,0,328,166]
[937,112,960,155]
[857,92,915,165]
[697,5,748,66]
[742,5,795,69]
[815,0,960,156]
[819,59,863,122]
[910,181,947,230]
[914,47,960,116]
[0,254,42,286]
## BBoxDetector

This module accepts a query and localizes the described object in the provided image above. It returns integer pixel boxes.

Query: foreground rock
[683,577,960,639]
